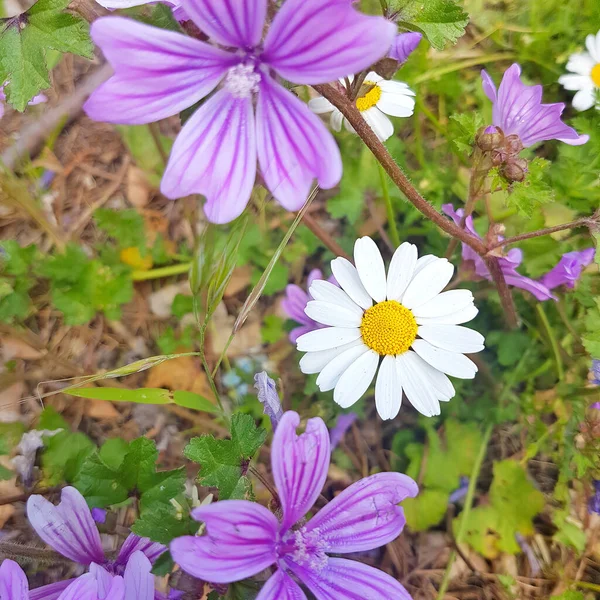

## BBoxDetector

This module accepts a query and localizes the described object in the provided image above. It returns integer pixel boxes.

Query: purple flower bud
[589,480,600,514]
[330,413,357,450]
[448,476,469,504]
[254,371,283,430]
[388,32,422,63]
[540,248,595,291]
[91,507,107,524]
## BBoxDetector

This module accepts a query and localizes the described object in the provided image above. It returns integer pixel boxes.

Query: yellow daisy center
[592,63,600,87]
[355,81,382,112]
[360,300,418,356]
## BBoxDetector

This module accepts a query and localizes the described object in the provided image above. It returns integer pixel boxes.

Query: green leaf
[403,489,449,531]
[583,299,600,357]
[459,460,545,558]
[505,158,555,217]
[173,391,220,413]
[95,209,146,251]
[550,592,585,600]
[0,421,26,454]
[75,452,130,506]
[41,430,95,486]
[99,438,130,470]
[184,413,266,500]
[261,315,285,344]
[132,502,196,545]
[171,293,194,318]
[448,113,484,155]
[0,0,93,110]
[66,387,172,404]
[0,464,14,480]
[391,0,469,50]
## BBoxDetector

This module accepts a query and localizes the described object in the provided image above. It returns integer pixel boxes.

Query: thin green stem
[378,164,400,248]
[131,262,191,281]
[436,423,493,599]
[536,304,565,382]
[572,581,600,592]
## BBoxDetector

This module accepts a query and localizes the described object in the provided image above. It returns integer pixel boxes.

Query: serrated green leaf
[41,430,95,486]
[0,0,92,110]
[95,208,147,251]
[75,452,129,506]
[184,413,266,499]
[505,158,555,217]
[448,112,484,155]
[132,502,196,545]
[99,438,129,470]
[403,489,449,531]
[391,0,469,49]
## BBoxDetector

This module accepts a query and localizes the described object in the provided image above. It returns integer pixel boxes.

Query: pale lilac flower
[481,64,589,147]
[92,508,107,524]
[388,32,422,63]
[442,204,556,301]
[592,360,600,386]
[540,248,595,290]
[11,429,62,485]
[329,413,357,450]
[448,476,469,504]
[84,0,396,224]
[171,411,417,599]
[0,85,46,120]
[254,371,283,429]
[589,480,600,514]
[26,487,163,596]
[282,269,329,343]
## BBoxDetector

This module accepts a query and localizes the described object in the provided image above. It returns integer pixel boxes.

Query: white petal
[299,340,364,374]
[565,52,595,75]
[362,107,394,142]
[375,355,402,420]
[330,109,344,132]
[417,325,485,354]
[297,327,361,352]
[407,352,455,401]
[377,82,416,118]
[558,73,594,91]
[413,290,475,319]
[412,254,438,276]
[344,118,357,134]
[402,259,454,309]
[305,301,363,328]
[586,33,600,62]
[333,350,379,408]
[330,257,373,310]
[365,71,383,84]
[309,280,363,316]
[416,304,479,326]
[396,352,440,417]
[354,237,387,303]
[308,96,334,114]
[411,339,478,379]
[386,242,418,302]
[316,343,370,392]
[573,88,597,112]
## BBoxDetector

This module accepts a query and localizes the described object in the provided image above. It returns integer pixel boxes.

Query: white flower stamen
[223,64,261,98]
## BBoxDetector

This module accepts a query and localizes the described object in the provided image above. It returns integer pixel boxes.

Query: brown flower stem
[301,212,351,260]
[313,82,519,328]
[486,216,597,252]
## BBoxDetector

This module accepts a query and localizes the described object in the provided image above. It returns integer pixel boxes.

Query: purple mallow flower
[481,64,588,147]
[442,204,555,301]
[540,248,595,290]
[0,85,46,120]
[254,371,284,430]
[84,0,395,224]
[388,32,422,64]
[171,411,417,599]
[26,487,163,598]
[282,269,329,343]
[589,480,600,514]
[0,553,153,600]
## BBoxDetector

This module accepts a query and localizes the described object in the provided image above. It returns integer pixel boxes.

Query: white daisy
[309,72,416,142]
[558,30,600,112]
[296,237,485,420]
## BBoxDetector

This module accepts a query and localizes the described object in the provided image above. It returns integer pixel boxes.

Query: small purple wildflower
[592,359,600,386]
[91,508,107,524]
[84,0,396,224]
[329,413,357,451]
[26,487,163,596]
[448,476,469,504]
[282,269,329,343]
[481,64,589,147]
[589,480,600,514]
[442,204,555,301]
[388,32,422,64]
[254,371,284,430]
[0,85,46,120]
[540,248,595,290]
[171,411,417,599]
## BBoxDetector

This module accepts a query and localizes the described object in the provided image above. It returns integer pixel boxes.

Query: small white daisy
[558,30,600,112]
[309,72,416,142]
[296,237,485,420]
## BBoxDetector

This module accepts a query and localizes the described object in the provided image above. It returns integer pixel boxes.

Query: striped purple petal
[304,472,418,553]
[271,411,330,532]
[262,0,396,85]
[123,552,153,600]
[182,0,266,49]
[83,17,237,125]
[289,557,412,600]
[256,570,307,600]
[170,500,278,584]
[161,89,256,223]
[388,32,422,63]
[0,560,29,600]
[116,534,166,567]
[482,64,588,147]
[256,75,342,211]
[27,487,105,566]
[282,285,313,325]
[30,580,75,600]
[540,248,595,290]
